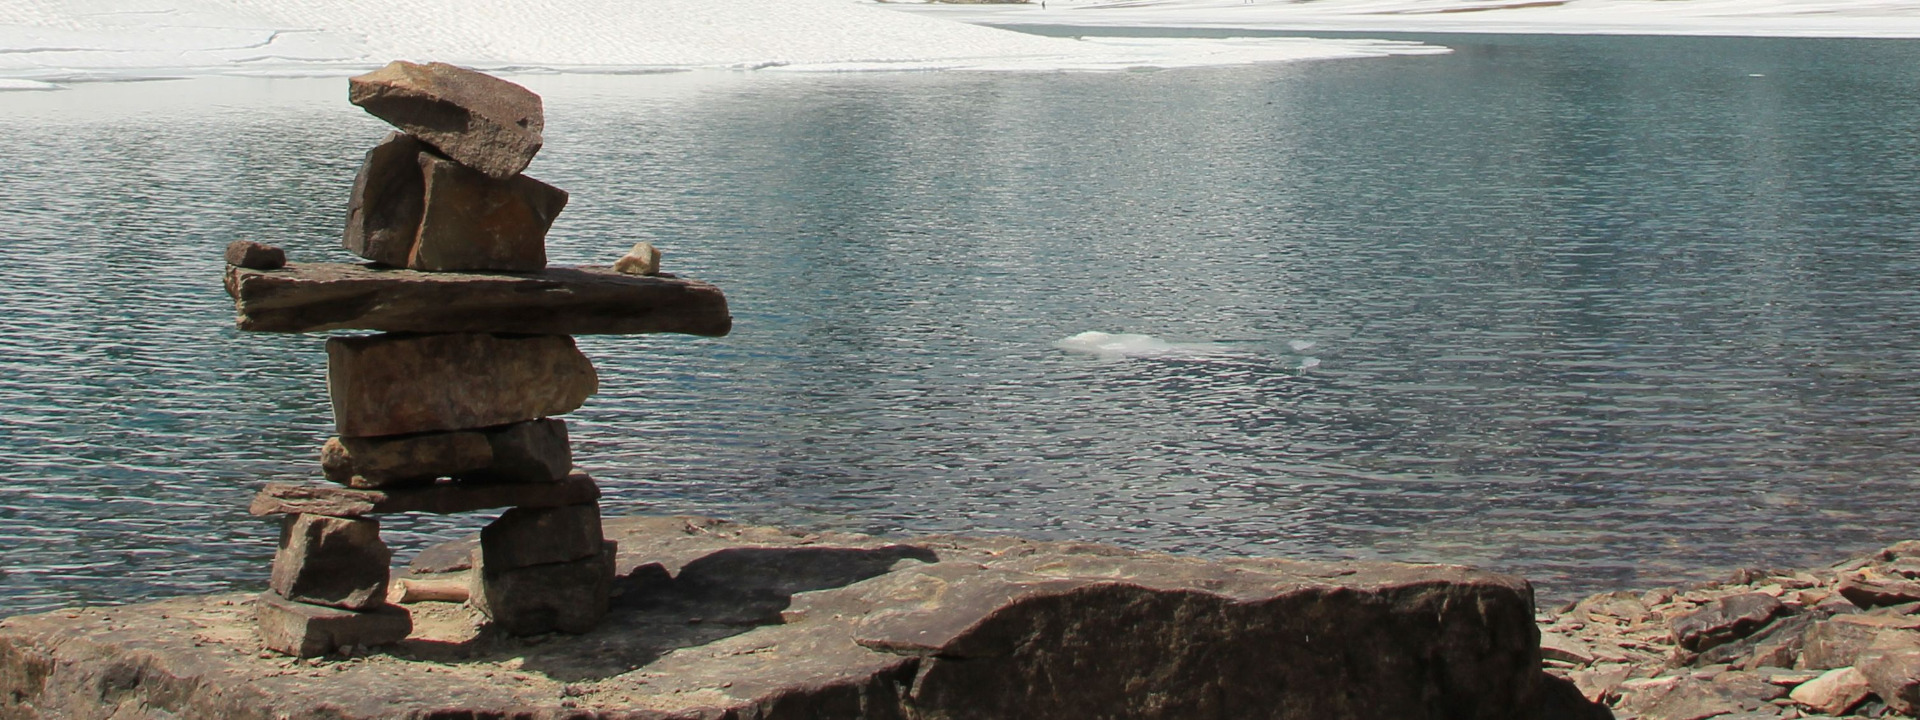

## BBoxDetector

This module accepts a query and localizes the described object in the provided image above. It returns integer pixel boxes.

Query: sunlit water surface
[4,33,1920,612]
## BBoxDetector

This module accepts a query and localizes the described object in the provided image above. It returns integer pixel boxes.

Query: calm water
[4,34,1920,612]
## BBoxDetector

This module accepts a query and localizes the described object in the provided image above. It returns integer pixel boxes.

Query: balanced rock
[348,61,543,180]
[472,539,615,636]
[226,263,732,336]
[326,332,595,437]
[613,241,661,276]
[321,418,572,488]
[479,503,603,570]
[256,592,411,658]
[223,240,286,270]
[411,153,565,272]
[343,132,428,267]
[251,471,602,517]
[269,514,390,611]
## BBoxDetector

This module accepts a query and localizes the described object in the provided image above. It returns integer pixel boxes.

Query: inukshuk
[222,61,731,657]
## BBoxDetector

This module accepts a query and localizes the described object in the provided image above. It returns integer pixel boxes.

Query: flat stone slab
[249,472,601,517]
[225,262,731,336]
[0,516,1554,720]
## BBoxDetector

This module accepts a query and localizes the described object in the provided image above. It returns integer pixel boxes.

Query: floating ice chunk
[1287,340,1317,352]
[1053,331,1227,360]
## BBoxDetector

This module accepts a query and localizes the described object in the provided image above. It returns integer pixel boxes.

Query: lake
[4,32,1919,613]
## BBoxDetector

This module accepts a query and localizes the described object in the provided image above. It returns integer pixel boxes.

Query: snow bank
[898,0,1920,38]
[0,0,1443,87]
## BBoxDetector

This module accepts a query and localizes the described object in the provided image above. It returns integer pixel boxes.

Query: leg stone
[479,502,603,569]
[257,592,411,658]
[473,537,615,636]
[270,514,391,610]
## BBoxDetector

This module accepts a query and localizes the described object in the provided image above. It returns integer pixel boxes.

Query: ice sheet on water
[0,0,1448,83]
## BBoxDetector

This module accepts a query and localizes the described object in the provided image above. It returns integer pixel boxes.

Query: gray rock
[459,417,572,484]
[326,332,595,437]
[256,591,411,658]
[1670,593,1785,653]
[342,132,427,267]
[479,503,603,570]
[320,418,571,488]
[408,153,565,272]
[472,539,615,636]
[224,262,732,336]
[249,472,601,517]
[223,240,286,270]
[348,61,543,180]
[268,514,390,611]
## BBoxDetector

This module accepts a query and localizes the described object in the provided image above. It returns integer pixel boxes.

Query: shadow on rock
[1536,672,1615,720]
[511,543,939,682]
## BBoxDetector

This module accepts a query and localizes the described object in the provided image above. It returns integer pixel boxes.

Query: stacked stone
[224,61,731,657]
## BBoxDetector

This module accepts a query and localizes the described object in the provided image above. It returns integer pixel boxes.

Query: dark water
[4,33,1920,613]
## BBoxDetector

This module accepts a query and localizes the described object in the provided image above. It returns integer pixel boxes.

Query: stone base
[0,516,1563,719]
[472,539,614,636]
[255,592,412,658]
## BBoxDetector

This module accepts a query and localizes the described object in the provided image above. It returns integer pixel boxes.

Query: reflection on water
[3,34,1920,611]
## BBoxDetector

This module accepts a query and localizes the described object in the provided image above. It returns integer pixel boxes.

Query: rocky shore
[1544,541,1920,719]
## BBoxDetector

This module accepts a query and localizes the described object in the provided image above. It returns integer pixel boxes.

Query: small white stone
[613,242,662,276]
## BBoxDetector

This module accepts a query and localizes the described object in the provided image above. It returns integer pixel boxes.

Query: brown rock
[225,262,732,336]
[1670,593,1784,653]
[0,516,1559,719]
[1710,614,1813,669]
[348,61,543,180]
[256,592,411,658]
[249,472,601,517]
[408,153,564,272]
[1569,663,1633,702]
[1856,632,1920,714]
[1616,677,1756,720]
[1839,572,1920,608]
[1788,666,1871,715]
[479,503,603,570]
[268,514,391,611]
[472,539,615,636]
[1800,613,1920,669]
[320,418,571,488]
[326,332,595,437]
[321,433,489,488]
[223,240,286,270]
[342,132,427,267]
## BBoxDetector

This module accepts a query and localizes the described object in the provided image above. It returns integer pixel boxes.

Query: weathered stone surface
[473,539,615,636]
[614,241,661,276]
[0,516,1569,719]
[1788,666,1871,715]
[225,262,732,336]
[327,332,595,437]
[269,514,391,610]
[1856,631,1920,714]
[1726,614,1813,669]
[1838,571,1920,608]
[223,240,285,270]
[321,418,571,488]
[348,61,543,180]
[479,503,603,570]
[1800,613,1920,669]
[1614,676,1756,720]
[256,592,411,658]
[342,132,427,267]
[409,153,564,272]
[250,471,601,517]
[1670,592,1783,652]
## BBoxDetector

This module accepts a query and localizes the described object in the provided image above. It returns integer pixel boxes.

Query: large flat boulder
[225,263,732,336]
[326,332,595,437]
[0,516,1553,720]
[348,61,544,180]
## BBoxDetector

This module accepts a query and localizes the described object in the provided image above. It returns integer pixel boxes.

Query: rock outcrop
[0,516,1558,720]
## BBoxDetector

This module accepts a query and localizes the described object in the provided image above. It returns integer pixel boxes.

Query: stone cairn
[222,61,731,658]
